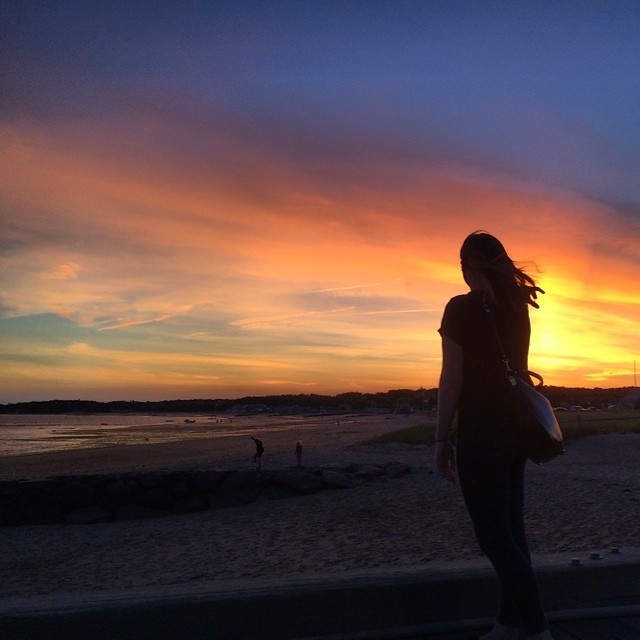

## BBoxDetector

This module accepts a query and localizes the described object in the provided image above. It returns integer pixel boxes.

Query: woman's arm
[435,336,463,481]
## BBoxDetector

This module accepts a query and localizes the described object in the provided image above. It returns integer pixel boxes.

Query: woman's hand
[435,441,456,482]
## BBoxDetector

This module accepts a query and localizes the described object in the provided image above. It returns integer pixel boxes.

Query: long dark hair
[460,231,543,308]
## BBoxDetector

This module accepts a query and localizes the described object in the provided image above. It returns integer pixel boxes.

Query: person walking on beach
[251,436,264,469]
[435,231,553,640]
[294,440,303,467]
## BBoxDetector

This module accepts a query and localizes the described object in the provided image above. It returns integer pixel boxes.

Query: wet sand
[0,414,412,480]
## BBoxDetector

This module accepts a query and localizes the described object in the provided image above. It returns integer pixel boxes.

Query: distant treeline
[0,389,436,414]
[0,387,637,414]
[543,386,637,409]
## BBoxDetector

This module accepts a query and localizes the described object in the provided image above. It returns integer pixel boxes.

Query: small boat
[184,419,196,424]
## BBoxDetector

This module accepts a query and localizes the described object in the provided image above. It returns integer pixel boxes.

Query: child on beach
[294,441,303,467]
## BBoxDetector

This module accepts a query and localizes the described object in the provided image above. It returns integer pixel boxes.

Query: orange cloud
[1,117,638,400]
[39,262,82,281]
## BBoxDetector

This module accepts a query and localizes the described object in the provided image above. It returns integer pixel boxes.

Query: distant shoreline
[1,385,637,414]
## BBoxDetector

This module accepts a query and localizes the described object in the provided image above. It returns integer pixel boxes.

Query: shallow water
[0,413,329,457]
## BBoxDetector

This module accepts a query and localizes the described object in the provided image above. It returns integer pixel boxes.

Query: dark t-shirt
[439,289,531,449]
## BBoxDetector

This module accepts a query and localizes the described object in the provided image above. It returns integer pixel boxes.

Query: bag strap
[483,302,544,388]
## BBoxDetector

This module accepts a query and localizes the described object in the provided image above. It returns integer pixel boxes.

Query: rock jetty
[0,462,410,526]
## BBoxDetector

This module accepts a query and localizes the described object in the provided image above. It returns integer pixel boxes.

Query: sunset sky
[2,1,639,402]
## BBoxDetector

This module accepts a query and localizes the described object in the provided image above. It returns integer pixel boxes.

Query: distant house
[617,387,640,410]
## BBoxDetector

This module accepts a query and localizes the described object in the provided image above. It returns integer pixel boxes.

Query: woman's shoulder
[445,290,484,311]
[441,291,484,335]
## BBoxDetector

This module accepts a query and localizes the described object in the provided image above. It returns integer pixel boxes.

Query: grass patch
[367,417,437,445]
[365,411,640,445]
[557,411,640,440]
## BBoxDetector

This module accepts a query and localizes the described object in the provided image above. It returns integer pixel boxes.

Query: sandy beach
[1,415,638,599]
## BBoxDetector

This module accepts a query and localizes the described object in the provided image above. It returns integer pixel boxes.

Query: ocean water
[0,414,292,456]
[0,413,327,457]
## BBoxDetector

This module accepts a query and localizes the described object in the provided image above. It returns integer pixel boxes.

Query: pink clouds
[1,106,639,400]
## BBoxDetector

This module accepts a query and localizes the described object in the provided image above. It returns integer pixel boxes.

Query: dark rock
[0,502,22,526]
[163,471,190,485]
[139,474,165,489]
[125,478,141,491]
[169,481,190,500]
[66,507,112,525]
[219,469,267,504]
[321,469,357,489]
[274,469,324,494]
[103,479,131,501]
[207,492,245,509]
[386,462,411,478]
[23,502,65,525]
[353,464,385,479]
[115,504,165,521]
[0,483,21,499]
[0,459,410,526]
[63,482,98,509]
[190,470,223,493]
[137,487,173,510]
[172,495,208,514]
[262,486,297,500]
[312,462,348,476]
[24,482,65,510]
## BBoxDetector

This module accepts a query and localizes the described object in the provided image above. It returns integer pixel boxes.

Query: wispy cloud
[98,314,176,331]
[40,262,82,281]
[307,282,388,294]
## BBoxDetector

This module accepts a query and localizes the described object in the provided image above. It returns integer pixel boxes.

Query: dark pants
[457,442,548,635]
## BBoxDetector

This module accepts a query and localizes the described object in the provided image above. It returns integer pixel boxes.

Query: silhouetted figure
[294,440,303,467]
[435,232,552,640]
[251,436,264,469]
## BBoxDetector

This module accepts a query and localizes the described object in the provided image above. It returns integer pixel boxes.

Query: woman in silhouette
[435,231,552,640]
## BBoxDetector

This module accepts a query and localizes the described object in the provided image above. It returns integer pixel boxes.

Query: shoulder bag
[484,304,565,464]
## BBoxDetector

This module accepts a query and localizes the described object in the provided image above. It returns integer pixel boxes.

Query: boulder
[274,469,324,495]
[207,492,245,509]
[218,469,267,504]
[116,504,165,521]
[103,479,131,502]
[353,464,385,479]
[63,482,98,509]
[321,469,357,489]
[66,507,112,525]
[190,469,223,493]
[139,474,165,489]
[137,487,173,510]
[314,463,350,474]
[0,483,21,499]
[385,462,410,478]
[172,495,208,514]
[262,486,297,500]
[169,480,190,500]
[23,501,65,525]
[0,502,22,526]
